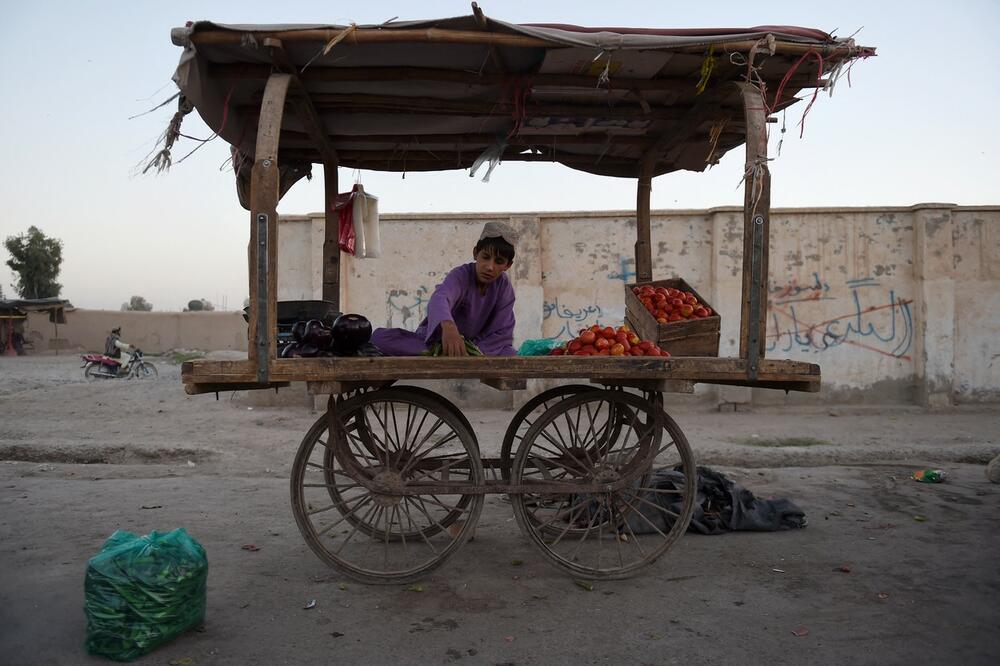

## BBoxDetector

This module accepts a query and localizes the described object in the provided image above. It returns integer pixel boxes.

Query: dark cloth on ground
[605,465,806,535]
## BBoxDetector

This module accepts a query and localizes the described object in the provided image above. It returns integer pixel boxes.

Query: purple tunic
[372,263,516,356]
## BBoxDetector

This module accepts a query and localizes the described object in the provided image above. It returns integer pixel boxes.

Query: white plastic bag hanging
[335,184,381,258]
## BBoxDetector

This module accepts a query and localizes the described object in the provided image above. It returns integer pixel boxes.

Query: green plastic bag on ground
[84,528,208,662]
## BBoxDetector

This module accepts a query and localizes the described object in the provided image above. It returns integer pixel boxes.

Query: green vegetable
[421,339,483,357]
[84,529,208,661]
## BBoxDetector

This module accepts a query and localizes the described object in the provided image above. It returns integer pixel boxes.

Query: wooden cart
[168,11,872,582]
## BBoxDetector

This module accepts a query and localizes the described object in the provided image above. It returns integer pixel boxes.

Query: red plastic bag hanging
[333,185,361,255]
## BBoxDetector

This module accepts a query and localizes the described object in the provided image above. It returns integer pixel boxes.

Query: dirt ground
[1,354,998,665]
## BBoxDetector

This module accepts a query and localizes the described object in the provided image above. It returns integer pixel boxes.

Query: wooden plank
[322,162,340,308]
[184,381,289,395]
[249,73,291,383]
[592,379,695,394]
[183,356,819,392]
[634,161,653,284]
[265,39,339,165]
[301,94,690,121]
[734,81,770,374]
[480,378,527,391]
[182,359,254,377]
[306,380,394,395]
[191,27,555,49]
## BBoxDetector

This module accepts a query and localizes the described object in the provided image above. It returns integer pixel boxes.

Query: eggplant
[331,314,372,356]
[303,319,333,350]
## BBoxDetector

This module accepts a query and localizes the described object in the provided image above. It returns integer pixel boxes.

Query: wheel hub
[593,465,621,484]
[371,470,404,506]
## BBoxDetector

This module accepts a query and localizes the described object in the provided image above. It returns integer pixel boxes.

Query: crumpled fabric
[581,465,806,535]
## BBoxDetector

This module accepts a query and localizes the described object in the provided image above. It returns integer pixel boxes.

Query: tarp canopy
[167,12,873,197]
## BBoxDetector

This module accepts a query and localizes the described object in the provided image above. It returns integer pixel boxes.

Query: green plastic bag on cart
[84,528,208,662]
[517,338,560,356]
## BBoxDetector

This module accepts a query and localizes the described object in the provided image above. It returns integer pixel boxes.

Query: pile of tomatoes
[549,324,670,357]
[633,284,712,324]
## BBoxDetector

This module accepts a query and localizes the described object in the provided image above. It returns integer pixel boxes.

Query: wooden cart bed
[182,355,820,395]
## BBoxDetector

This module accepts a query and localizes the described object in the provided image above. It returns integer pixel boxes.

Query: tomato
[580,344,597,354]
[628,334,640,345]
[638,340,653,351]
[594,337,611,350]
[609,343,625,356]
[614,331,629,345]
[665,288,679,298]
[549,348,565,356]
[575,351,592,356]
[601,326,616,340]
[694,306,709,318]
[598,348,611,356]
[656,317,667,324]
[703,307,713,316]
[590,324,602,333]
[630,348,644,356]
[568,340,582,352]
[579,330,597,345]
[631,287,641,295]
[669,298,684,307]
[679,304,694,317]
[668,313,683,322]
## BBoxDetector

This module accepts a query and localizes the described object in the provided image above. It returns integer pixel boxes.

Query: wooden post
[634,160,654,284]
[734,82,770,378]
[322,162,341,308]
[248,73,291,383]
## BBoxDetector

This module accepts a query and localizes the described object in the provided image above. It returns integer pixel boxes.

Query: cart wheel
[315,386,475,538]
[499,384,599,482]
[510,390,696,580]
[291,388,484,584]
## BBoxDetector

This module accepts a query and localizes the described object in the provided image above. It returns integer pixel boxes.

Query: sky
[0,1,997,311]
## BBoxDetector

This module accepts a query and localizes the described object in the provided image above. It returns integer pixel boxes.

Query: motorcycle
[81,348,158,380]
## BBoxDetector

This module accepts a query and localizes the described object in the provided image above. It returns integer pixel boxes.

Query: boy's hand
[440,321,467,357]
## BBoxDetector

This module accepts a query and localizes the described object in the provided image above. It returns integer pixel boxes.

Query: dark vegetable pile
[280,313,381,358]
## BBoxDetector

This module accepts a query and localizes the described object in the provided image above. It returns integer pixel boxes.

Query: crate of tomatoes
[548,324,670,357]
[624,277,720,357]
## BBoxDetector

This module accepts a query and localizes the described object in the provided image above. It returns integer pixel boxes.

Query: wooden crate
[624,278,720,357]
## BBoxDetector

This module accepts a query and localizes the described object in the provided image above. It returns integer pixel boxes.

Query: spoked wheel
[499,384,599,482]
[291,388,484,584]
[131,362,158,379]
[510,390,696,580]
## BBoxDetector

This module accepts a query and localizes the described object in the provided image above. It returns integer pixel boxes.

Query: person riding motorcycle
[104,327,134,373]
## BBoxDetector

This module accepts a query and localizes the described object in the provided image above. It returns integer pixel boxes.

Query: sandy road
[0,355,998,664]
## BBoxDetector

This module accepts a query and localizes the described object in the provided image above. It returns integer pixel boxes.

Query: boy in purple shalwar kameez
[371,222,518,357]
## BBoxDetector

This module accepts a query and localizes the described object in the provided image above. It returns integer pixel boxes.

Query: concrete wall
[23,309,248,354]
[23,205,997,407]
[281,204,1000,406]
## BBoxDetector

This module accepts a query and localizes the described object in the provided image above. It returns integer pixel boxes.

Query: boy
[371,221,518,356]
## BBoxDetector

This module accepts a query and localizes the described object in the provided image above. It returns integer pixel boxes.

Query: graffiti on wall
[542,297,604,340]
[607,257,636,284]
[386,286,430,329]
[767,275,914,360]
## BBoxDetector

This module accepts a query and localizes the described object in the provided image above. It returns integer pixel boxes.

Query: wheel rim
[511,390,696,580]
[291,388,484,584]
[499,384,599,482]
[133,363,157,379]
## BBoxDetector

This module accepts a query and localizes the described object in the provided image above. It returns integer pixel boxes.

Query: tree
[121,295,153,311]
[185,298,214,312]
[3,226,64,299]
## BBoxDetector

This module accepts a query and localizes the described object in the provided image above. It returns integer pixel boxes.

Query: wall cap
[286,204,1000,222]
